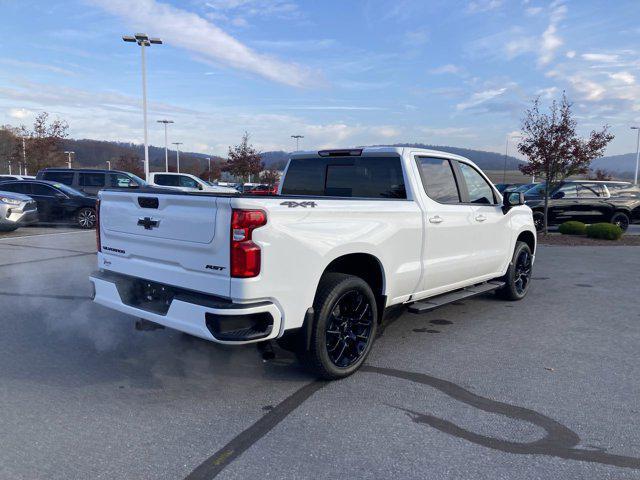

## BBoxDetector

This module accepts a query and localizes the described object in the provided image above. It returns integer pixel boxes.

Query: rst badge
[280,201,317,208]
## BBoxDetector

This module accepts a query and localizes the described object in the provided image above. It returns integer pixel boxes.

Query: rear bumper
[89,270,282,344]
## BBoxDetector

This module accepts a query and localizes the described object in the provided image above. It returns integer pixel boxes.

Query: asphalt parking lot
[1,229,640,480]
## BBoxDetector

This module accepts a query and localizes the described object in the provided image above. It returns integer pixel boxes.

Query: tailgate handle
[138,197,159,209]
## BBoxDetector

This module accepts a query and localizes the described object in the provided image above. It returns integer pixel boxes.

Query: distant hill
[59,138,224,172]
[260,144,526,172]
[592,153,638,177]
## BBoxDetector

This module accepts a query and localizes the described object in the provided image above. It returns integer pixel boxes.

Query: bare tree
[518,93,614,234]
[587,168,613,181]
[225,132,263,182]
[21,112,69,173]
[115,153,144,178]
[260,167,280,185]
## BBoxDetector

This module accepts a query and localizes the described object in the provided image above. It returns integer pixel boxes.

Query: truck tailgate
[98,191,232,297]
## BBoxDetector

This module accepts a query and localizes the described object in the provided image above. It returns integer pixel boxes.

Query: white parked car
[0,190,38,232]
[148,172,237,193]
[90,147,536,379]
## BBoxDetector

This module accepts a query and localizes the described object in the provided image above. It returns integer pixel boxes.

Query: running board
[408,281,505,314]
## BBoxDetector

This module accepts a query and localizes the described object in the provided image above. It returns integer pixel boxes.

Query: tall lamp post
[172,142,183,172]
[291,135,304,151]
[206,157,212,182]
[106,160,111,170]
[503,134,522,183]
[64,151,74,169]
[157,119,174,172]
[123,33,163,181]
[631,126,640,185]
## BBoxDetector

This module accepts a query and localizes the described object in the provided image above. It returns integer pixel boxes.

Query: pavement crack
[365,366,640,470]
[184,380,328,480]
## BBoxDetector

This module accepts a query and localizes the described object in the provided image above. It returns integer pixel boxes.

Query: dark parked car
[0,180,97,229]
[494,183,523,193]
[36,168,145,196]
[525,180,640,231]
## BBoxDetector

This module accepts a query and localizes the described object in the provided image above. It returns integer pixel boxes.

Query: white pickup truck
[90,147,536,379]
[148,172,238,194]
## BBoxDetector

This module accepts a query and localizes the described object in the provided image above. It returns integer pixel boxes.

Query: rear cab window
[153,174,180,187]
[281,156,406,199]
[415,157,461,203]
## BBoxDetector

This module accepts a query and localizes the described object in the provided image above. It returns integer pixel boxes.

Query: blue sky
[1,0,639,157]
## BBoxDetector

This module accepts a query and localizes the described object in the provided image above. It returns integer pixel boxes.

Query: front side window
[415,157,460,203]
[31,184,56,196]
[43,171,75,185]
[458,162,495,204]
[178,176,199,189]
[553,183,578,199]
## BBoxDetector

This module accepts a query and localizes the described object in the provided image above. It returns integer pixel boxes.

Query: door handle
[429,215,443,224]
[475,214,487,222]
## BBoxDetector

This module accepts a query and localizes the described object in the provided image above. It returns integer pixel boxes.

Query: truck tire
[496,241,533,301]
[300,273,378,380]
[611,212,630,232]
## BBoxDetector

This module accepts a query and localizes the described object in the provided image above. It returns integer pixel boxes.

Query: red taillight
[95,198,101,252]
[230,209,266,278]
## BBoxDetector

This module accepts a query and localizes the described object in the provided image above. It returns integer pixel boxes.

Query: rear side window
[153,174,180,187]
[31,184,56,196]
[79,172,105,187]
[577,183,604,197]
[281,156,406,199]
[458,162,496,204]
[415,157,460,203]
[0,182,30,194]
[43,171,75,185]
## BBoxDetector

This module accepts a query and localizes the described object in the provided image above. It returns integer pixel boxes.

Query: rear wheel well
[322,253,385,320]
[517,230,536,254]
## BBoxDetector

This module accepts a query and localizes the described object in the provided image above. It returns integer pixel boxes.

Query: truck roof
[290,146,475,164]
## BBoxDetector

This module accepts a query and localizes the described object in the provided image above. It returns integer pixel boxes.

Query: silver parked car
[0,190,38,232]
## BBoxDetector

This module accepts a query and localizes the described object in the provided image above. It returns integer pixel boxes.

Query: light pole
[157,119,174,172]
[503,134,522,183]
[291,135,304,151]
[123,33,163,182]
[21,137,27,176]
[64,151,74,169]
[106,160,111,170]
[172,142,183,172]
[206,157,212,182]
[631,126,640,185]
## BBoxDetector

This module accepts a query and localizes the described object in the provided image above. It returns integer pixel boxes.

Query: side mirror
[502,191,525,213]
[197,183,204,190]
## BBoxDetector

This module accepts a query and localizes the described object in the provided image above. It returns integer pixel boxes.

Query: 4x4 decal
[280,201,317,208]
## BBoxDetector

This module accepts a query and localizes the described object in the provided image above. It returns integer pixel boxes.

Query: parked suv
[0,180,97,228]
[525,180,640,230]
[0,190,38,232]
[36,169,145,196]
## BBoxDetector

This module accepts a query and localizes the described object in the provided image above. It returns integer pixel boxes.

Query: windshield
[525,183,546,195]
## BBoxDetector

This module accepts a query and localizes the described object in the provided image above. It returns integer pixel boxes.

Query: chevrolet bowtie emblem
[137,217,160,230]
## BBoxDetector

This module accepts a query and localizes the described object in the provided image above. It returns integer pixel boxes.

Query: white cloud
[456,88,508,111]
[429,64,463,75]
[404,31,429,46]
[0,59,76,77]
[565,50,576,58]
[8,108,32,120]
[466,0,503,13]
[581,53,620,63]
[90,0,316,87]
[609,71,635,85]
[525,6,543,16]
[538,3,566,65]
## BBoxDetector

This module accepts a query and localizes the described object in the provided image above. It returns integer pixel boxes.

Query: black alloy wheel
[325,289,374,368]
[611,212,630,232]
[513,248,533,296]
